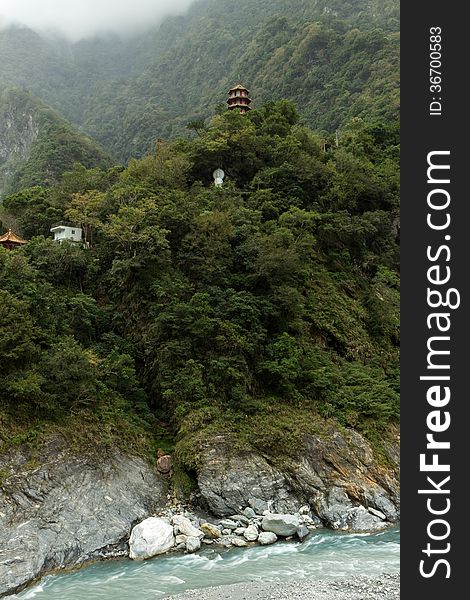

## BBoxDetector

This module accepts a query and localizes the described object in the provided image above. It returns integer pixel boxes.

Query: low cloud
[0,0,196,41]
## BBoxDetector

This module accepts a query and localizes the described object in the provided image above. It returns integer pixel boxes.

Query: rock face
[0,90,39,198]
[0,437,167,598]
[262,514,299,537]
[129,517,175,559]
[196,427,399,530]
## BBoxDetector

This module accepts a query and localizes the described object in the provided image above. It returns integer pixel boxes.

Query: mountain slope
[0,0,399,161]
[0,88,112,198]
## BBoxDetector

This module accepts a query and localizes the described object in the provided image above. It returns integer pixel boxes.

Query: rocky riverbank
[0,438,168,598]
[127,505,318,559]
[167,574,400,600]
[0,426,399,598]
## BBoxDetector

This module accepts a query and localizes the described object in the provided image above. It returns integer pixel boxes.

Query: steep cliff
[195,427,399,528]
[0,88,112,199]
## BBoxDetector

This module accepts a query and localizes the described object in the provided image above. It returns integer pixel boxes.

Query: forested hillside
[0,88,112,197]
[0,103,399,482]
[0,0,399,161]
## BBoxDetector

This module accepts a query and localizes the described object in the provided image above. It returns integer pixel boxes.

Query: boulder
[234,527,246,535]
[172,515,204,538]
[232,537,248,547]
[129,517,174,559]
[229,514,250,526]
[243,525,259,542]
[200,522,221,539]
[346,506,387,532]
[185,536,201,553]
[296,525,310,541]
[219,519,238,530]
[156,455,172,474]
[175,534,188,545]
[315,488,386,532]
[262,514,299,537]
[243,507,256,519]
[258,531,278,545]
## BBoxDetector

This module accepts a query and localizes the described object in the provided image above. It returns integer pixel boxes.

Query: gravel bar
[166,573,400,600]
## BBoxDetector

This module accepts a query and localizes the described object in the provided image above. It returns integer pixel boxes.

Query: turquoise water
[11,527,399,599]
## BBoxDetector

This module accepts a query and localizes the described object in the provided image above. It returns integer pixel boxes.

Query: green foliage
[0,100,399,467]
[0,1,399,162]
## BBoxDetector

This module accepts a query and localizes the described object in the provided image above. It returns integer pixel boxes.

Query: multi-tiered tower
[227,84,252,114]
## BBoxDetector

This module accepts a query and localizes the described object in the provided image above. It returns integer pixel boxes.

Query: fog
[0,0,196,41]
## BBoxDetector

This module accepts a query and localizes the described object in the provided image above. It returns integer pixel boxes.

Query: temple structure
[0,229,28,250]
[227,84,252,114]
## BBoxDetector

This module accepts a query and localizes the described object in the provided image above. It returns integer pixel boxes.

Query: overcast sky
[0,0,196,41]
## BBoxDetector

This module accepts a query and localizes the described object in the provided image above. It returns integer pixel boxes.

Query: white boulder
[129,517,175,559]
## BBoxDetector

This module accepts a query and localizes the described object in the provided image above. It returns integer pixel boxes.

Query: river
[10,527,399,599]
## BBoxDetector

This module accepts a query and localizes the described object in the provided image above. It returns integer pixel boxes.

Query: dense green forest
[0,0,399,161]
[0,102,399,482]
[0,0,400,489]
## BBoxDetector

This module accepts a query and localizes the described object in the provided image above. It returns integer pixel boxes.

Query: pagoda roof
[229,84,249,92]
[0,229,28,245]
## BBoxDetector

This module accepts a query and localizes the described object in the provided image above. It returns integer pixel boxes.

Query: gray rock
[222,528,231,536]
[234,527,246,535]
[346,507,387,532]
[195,429,399,530]
[229,514,250,526]
[231,537,248,547]
[258,531,278,545]
[296,525,310,541]
[0,439,167,597]
[243,507,256,519]
[219,519,238,530]
[243,525,259,542]
[368,507,387,520]
[249,498,270,515]
[172,515,204,538]
[262,513,300,536]
[315,488,386,532]
[200,523,221,539]
[185,536,201,553]
[299,505,311,515]
[129,517,175,559]
[196,437,302,517]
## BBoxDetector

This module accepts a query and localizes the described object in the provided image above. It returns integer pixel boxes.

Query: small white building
[50,223,83,244]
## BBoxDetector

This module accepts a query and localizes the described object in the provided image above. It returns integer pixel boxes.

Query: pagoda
[227,84,252,114]
[0,229,28,250]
